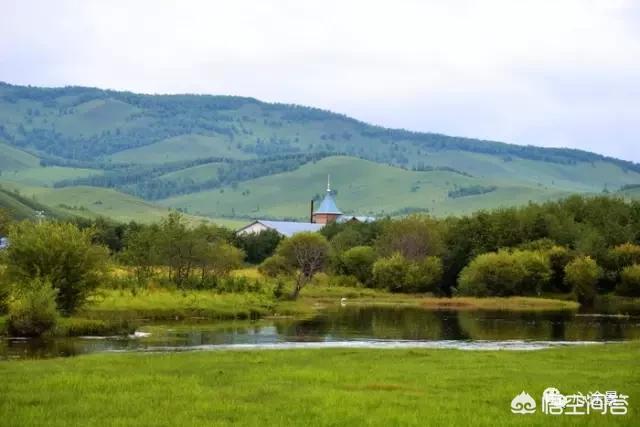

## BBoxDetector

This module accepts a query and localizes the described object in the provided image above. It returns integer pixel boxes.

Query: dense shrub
[405,256,443,293]
[616,264,640,297]
[258,254,292,278]
[372,254,409,291]
[7,278,58,337]
[609,243,640,269]
[339,246,377,285]
[234,229,282,264]
[376,215,444,261]
[458,252,522,296]
[564,256,602,305]
[457,250,551,297]
[5,221,109,314]
[512,250,552,295]
[546,246,573,292]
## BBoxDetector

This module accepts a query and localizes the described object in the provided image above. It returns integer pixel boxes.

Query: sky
[1,0,639,161]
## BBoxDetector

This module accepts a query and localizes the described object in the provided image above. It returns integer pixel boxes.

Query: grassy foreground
[1,343,638,426]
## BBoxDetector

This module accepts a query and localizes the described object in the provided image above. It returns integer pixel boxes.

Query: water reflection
[2,305,639,360]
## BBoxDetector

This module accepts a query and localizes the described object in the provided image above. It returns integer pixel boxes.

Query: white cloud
[1,0,639,160]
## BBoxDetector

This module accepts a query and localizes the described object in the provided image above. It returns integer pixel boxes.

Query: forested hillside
[0,81,639,222]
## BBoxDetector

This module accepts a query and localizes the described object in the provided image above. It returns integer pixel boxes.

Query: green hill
[1,81,639,222]
[0,186,68,220]
[0,142,39,171]
[0,181,245,227]
[159,156,572,219]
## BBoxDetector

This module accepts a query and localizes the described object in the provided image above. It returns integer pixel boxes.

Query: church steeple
[312,174,342,224]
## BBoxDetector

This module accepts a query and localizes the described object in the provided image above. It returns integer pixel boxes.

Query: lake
[2,305,639,360]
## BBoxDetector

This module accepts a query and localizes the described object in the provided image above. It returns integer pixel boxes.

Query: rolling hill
[0,81,639,224]
[159,156,572,219]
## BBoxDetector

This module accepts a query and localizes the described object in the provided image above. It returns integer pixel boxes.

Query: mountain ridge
[0,81,639,223]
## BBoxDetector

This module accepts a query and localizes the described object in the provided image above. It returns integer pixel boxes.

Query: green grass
[0,342,637,426]
[109,134,252,164]
[80,289,276,321]
[160,156,572,219]
[157,161,225,183]
[0,142,40,170]
[0,166,102,186]
[0,186,70,220]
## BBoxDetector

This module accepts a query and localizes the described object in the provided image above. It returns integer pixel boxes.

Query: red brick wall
[312,213,340,224]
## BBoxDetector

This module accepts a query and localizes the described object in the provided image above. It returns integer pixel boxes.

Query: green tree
[339,246,377,285]
[5,221,108,314]
[546,246,572,292]
[609,243,640,270]
[276,232,330,299]
[564,256,602,305]
[372,253,409,291]
[406,256,443,293]
[234,229,282,264]
[376,215,443,261]
[120,225,160,285]
[156,212,199,286]
[0,208,12,236]
[512,250,551,295]
[616,264,640,297]
[196,241,244,282]
[258,254,293,278]
[7,278,58,337]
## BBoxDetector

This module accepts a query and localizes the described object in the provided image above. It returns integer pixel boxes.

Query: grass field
[0,166,102,186]
[160,156,572,219]
[0,342,637,426]
[82,288,276,321]
[109,134,252,164]
[0,142,40,170]
[0,180,246,227]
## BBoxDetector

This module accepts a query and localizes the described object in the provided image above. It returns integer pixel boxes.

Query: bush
[457,250,551,297]
[616,264,640,297]
[405,256,443,293]
[258,255,292,278]
[234,229,282,264]
[564,256,602,305]
[372,254,409,292]
[458,252,523,296]
[512,250,551,295]
[546,246,572,292]
[5,221,109,314]
[339,246,377,285]
[376,215,444,261]
[0,281,9,314]
[609,243,640,269]
[7,278,58,337]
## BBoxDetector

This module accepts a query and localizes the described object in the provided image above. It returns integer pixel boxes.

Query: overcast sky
[1,0,639,161]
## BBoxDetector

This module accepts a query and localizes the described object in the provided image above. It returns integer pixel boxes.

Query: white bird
[340,297,347,306]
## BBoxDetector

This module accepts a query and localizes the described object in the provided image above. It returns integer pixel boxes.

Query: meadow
[0,342,637,426]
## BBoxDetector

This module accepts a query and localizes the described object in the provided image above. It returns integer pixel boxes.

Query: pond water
[2,305,640,360]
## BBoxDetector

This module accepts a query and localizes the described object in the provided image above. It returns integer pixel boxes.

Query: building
[311,176,342,224]
[236,220,323,237]
[236,175,374,237]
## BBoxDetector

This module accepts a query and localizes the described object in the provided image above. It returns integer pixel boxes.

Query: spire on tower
[327,174,331,193]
